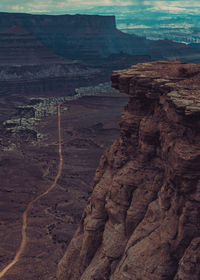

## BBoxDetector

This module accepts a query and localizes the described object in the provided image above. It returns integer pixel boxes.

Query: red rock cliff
[57,61,200,280]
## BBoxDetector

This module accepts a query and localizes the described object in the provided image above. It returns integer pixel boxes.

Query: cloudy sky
[0,0,200,14]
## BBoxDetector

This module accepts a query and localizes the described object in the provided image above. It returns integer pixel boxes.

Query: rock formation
[74,82,118,96]
[1,13,200,66]
[0,22,101,96]
[0,22,64,65]
[57,61,200,280]
[0,13,149,62]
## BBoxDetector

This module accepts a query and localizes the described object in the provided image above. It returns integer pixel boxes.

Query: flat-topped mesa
[111,61,200,116]
[2,12,200,65]
[57,61,200,280]
[0,14,117,35]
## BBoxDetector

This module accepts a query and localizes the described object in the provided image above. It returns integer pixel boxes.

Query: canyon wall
[1,13,200,65]
[0,65,101,97]
[57,61,200,280]
[0,23,102,96]
[0,13,117,35]
[0,13,148,61]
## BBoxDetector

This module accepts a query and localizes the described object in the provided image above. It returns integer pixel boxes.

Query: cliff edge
[57,61,200,280]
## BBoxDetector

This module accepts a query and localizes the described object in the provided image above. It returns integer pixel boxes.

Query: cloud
[120,24,151,29]
[146,1,200,15]
[148,6,188,12]
[0,0,200,13]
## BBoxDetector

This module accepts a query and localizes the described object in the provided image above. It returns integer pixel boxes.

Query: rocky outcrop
[57,61,200,280]
[74,82,118,96]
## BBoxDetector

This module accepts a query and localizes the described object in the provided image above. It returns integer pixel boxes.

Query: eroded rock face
[57,61,200,280]
[1,13,200,66]
[0,23,102,96]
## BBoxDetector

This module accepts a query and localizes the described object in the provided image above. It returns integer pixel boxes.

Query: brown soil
[0,92,128,280]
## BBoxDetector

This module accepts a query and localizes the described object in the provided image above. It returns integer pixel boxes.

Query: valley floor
[0,92,128,280]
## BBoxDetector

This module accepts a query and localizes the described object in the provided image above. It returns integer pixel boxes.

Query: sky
[0,0,200,14]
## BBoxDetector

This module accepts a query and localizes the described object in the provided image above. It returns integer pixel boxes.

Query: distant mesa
[1,12,200,97]
[0,12,200,65]
[0,21,102,96]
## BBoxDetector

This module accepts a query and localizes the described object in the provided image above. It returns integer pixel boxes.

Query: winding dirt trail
[0,104,63,279]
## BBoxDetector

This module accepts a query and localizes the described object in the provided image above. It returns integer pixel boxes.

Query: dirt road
[0,104,63,279]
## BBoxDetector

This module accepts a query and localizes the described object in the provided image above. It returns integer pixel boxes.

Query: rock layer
[57,61,200,280]
[1,13,200,65]
[0,23,101,96]
[0,23,63,65]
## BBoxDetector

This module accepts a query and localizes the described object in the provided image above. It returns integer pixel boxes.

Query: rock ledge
[57,61,200,280]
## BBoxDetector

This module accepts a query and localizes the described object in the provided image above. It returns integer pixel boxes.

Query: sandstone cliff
[57,61,200,280]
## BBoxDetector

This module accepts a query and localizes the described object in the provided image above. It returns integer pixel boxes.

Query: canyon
[1,83,118,146]
[57,61,200,280]
[0,22,102,96]
[0,87,128,280]
[1,12,200,67]
[1,12,200,99]
[0,11,199,280]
